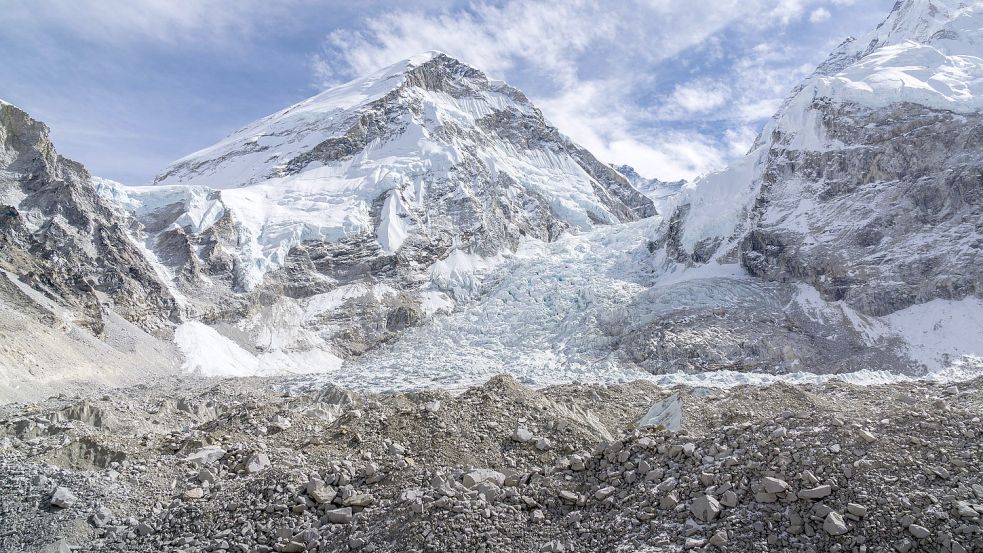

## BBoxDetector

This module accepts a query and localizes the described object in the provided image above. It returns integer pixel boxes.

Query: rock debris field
[1,375,981,552]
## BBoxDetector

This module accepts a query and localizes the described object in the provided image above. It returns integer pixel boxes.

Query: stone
[512,427,534,443]
[558,490,578,503]
[89,505,113,527]
[197,468,216,484]
[136,521,154,536]
[637,393,683,432]
[690,495,721,522]
[684,538,706,549]
[846,503,867,517]
[245,452,271,473]
[325,507,353,524]
[182,487,204,500]
[186,447,226,466]
[344,494,375,507]
[908,524,930,539]
[535,437,552,451]
[463,469,506,489]
[423,401,441,413]
[269,415,292,431]
[309,483,337,505]
[797,485,832,500]
[40,540,72,553]
[720,490,738,508]
[49,487,77,508]
[570,455,586,471]
[823,512,849,536]
[858,429,877,443]
[595,486,617,501]
[709,530,728,546]
[761,477,789,494]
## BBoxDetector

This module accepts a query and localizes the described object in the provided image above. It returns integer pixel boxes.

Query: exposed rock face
[739,102,983,316]
[0,102,179,336]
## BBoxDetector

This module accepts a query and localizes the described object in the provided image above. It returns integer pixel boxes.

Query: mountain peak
[865,0,979,50]
[373,50,472,80]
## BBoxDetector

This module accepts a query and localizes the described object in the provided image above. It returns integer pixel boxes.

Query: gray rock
[325,507,353,524]
[197,468,216,484]
[136,521,154,536]
[637,393,683,432]
[847,503,867,517]
[823,511,849,536]
[463,469,505,489]
[49,487,77,509]
[512,427,534,443]
[186,447,226,466]
[343,494,375,507]
[89,505,113,527]
[761,477,789,494]
[595,486,616,501]
[245,452,270,473]
[309,482,337,505]
[797,485,832,499]
[908,524,930,539]
[689,495,721,522]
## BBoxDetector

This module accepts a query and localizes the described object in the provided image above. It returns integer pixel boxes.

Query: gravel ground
[1,374,981,552]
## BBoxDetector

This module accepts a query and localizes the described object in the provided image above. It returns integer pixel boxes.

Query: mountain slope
[0,101,181,401]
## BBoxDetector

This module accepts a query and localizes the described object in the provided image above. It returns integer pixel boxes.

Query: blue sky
[0,0,890,184]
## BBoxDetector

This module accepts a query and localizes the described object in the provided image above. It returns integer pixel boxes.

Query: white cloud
[312,0,849,181]
[667,81,731,114]
[724,126,761,157]
[2,0,308,45]
[810,7,832,23]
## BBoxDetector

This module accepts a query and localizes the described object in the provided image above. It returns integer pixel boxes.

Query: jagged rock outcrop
[0,101,180,336]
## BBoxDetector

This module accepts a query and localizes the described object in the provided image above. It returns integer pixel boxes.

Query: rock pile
[1,375,981,551]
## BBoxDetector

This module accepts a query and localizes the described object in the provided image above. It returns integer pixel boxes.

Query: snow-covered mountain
[94,52,655,372]
[612,164,686,215]
[1,0,981,400]
[308,0,983,388]
[633,0,983,373]
[145,52,653,287]
[665,0,983,313]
